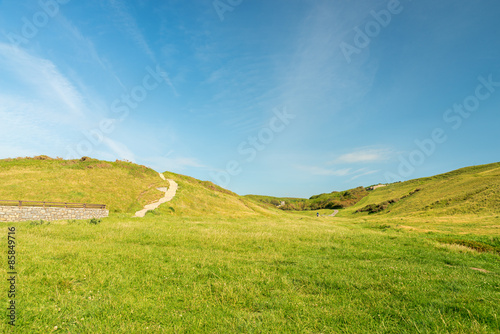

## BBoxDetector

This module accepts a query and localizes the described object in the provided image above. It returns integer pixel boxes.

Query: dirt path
[329,210,339,217]
[318,210,339,217]
[135,173,177,217]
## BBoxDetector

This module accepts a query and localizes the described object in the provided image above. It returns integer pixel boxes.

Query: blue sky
[0,0,499,197]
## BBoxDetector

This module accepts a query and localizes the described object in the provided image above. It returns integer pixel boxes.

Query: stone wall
[0,206,109,222]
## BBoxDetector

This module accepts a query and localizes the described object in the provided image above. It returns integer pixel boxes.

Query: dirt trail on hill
[318,210,339,217]
[329,210,339,217]
[135,173,177,217]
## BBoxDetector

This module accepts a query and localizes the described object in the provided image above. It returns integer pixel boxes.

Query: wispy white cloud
[349,169,379,181]
[277,1,381,114]
[205,68,226,84]
[55,15,127,91]
[333,148,393,164]
[0,43,88,121]
[0,95,68,157]
[57,15,106,70]
[0,43,138,161]
[105,1,179,96]
[107,0,156,62]
[102,137,136,162]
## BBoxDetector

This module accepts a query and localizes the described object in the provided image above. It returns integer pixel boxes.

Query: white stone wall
[0,206,109,222]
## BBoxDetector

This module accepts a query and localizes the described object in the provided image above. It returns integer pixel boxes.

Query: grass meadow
[1,212,499,333]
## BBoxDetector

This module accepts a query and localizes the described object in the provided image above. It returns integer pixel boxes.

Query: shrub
[356,203,388,214]
[437,238,500,254]
[88,218,101,225]
[30,220,50,225]
[33,155,53,160]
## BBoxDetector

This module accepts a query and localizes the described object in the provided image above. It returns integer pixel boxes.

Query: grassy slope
[157,171,280,218]
[0,157,169,213]
[340,162,500,218]
[246,186,369,211]
[243,194,303,207]
[0,157,276,218]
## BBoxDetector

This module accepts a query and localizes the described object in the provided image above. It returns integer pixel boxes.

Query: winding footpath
[318,210,339,217]
[329,210,339,217]
[134,173,178,217]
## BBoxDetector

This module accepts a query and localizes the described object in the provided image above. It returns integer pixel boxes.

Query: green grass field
[2,214,499,333]
[1,158,499,332]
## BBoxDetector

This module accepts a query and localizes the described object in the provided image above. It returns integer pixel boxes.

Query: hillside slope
[0,156,169,213]
[246,186,369,211]
[341,162,500,217]
[0,156,277,217]
[157,171,281,217]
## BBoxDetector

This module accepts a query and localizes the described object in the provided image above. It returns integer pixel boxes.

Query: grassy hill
[156,171,279,218]
[340,162,500,218]
[246,186,369,211]
[0,156,276,217]
[2,156,498,219]
[247,162,500,221]
[0,156,170,213]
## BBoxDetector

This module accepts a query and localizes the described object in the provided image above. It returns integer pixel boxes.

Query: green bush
[29,220,50,226]
[88,218,101,225]
[437,237,500,254]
